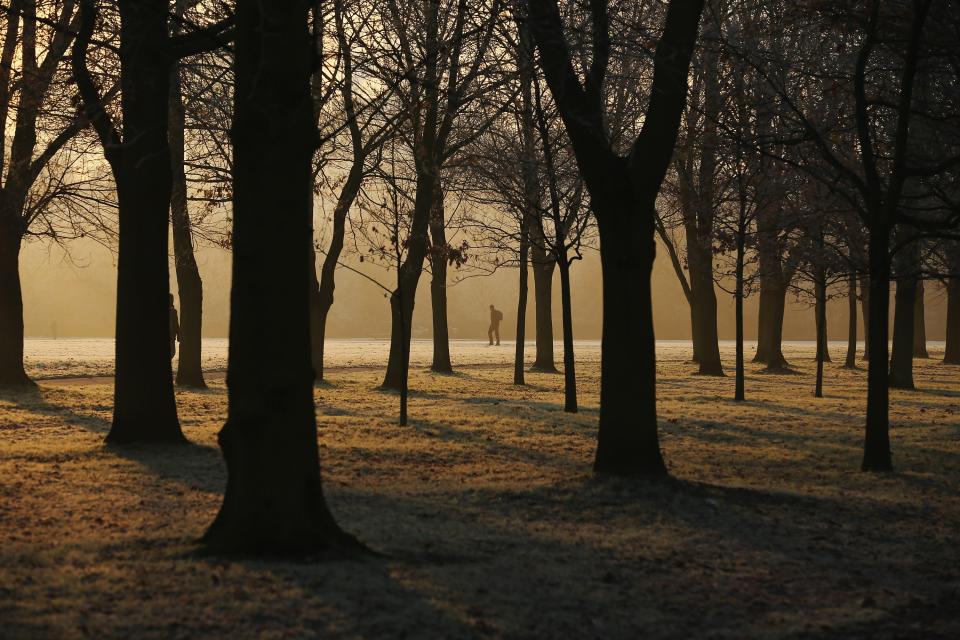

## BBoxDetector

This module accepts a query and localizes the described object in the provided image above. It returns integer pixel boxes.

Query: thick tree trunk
[108,0,183,444]
[889,236,919,390]
[530,240,557,372]
[862,225,892,472]
[169,57,205,389]
[913,280,928,358]
[0,219,32,386]
[688,246,723,375]
[202,0,358,555]
[557,257,577,413]
[592,177,666,477]
[514,229,529,385]
[946,275,960,364]
[308,247,325,380]
[844,273,857,368]
[428,186,452,373]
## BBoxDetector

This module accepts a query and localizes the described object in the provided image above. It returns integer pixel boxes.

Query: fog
[20,235,948,343]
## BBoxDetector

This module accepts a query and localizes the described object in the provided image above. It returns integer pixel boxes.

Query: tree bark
[557,257,577,413]
[860,273,870,360]
[202,0,358,555]
[169,55,206,389]
[0,217,31,386]
[862,225,892,471]
[844,272,857,368]
[815,277,831,364]
[913,279,928,358]
[529,237,557,372]
[734,231,745,401]
[514,229,529,385]
[889,235,919,390]
[946,273,960,364]
[428,184,453,373]
[107,0,184,444]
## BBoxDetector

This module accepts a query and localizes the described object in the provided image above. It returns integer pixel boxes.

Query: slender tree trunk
[862,224,892,472]
[0,217,31,386]
[108,0,183,444]
[946,274,960,364]
[734,233,745,401]
[530,241,557,372]
[428,185,452,373]
[860,274,870,360]
[312,166,363,382]
[557,257,577,413]
[913,279,928,358]
[202,0,359,555]
[169,56,205,388]
[844,272,857,368]
[514,228,529,385]
[815,273,826,398]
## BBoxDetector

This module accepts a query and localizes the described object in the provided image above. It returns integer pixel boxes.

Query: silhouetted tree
[527,0,705,475]
[203,0,359,555]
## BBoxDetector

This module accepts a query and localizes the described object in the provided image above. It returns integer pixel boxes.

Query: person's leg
[488,324,494,345]
[495,325,500,345]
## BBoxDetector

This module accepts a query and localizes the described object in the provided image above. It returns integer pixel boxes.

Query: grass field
[1,343,958,639]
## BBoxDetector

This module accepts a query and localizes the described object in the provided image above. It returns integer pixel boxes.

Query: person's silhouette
[169,294,180,359]
[488,304,502,346]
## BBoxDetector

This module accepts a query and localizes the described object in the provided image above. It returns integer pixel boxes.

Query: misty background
[20,233,949,343]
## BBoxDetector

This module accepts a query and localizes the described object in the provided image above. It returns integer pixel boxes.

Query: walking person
[169,294,181,359]
[488,304,503,346]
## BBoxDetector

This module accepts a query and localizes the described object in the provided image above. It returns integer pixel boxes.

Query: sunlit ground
[1,342,958,638]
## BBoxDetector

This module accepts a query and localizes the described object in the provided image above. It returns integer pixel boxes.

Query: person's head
[489,304,494,310]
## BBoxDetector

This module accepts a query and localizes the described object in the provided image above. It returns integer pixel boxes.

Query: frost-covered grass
[1,344,959,639]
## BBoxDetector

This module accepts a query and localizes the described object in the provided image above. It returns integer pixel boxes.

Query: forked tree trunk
[557,257,577,413]
[862,226,892,472]
[0,218,31,386]
[169,56,205,389]
[913,280,928,358]
[844,272,857,368]
[428,186,452,373]
[530,240,557,372]
[203,0,358,555]
[108,0,183,444]
[946,275,960,364]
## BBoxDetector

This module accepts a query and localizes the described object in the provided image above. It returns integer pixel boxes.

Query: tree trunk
[734,233,745,401]
[0,218,31,386]
[946,274,960,364]
[862,224,892,472]
[815,277,831,364]
[815,273,827,398]
[530,240,557,372]
[557,257,577,413]
[428,185,452,373]
[889,236,918,390]
[108,0,184,444]
[169,56,205,389]
[514,228,529,385]
[689,259,723,375]
[860,273,870,360]
[913,280,928,358]
[202,0,359,555]
[592,176,666,477]
[844,272,857,368]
